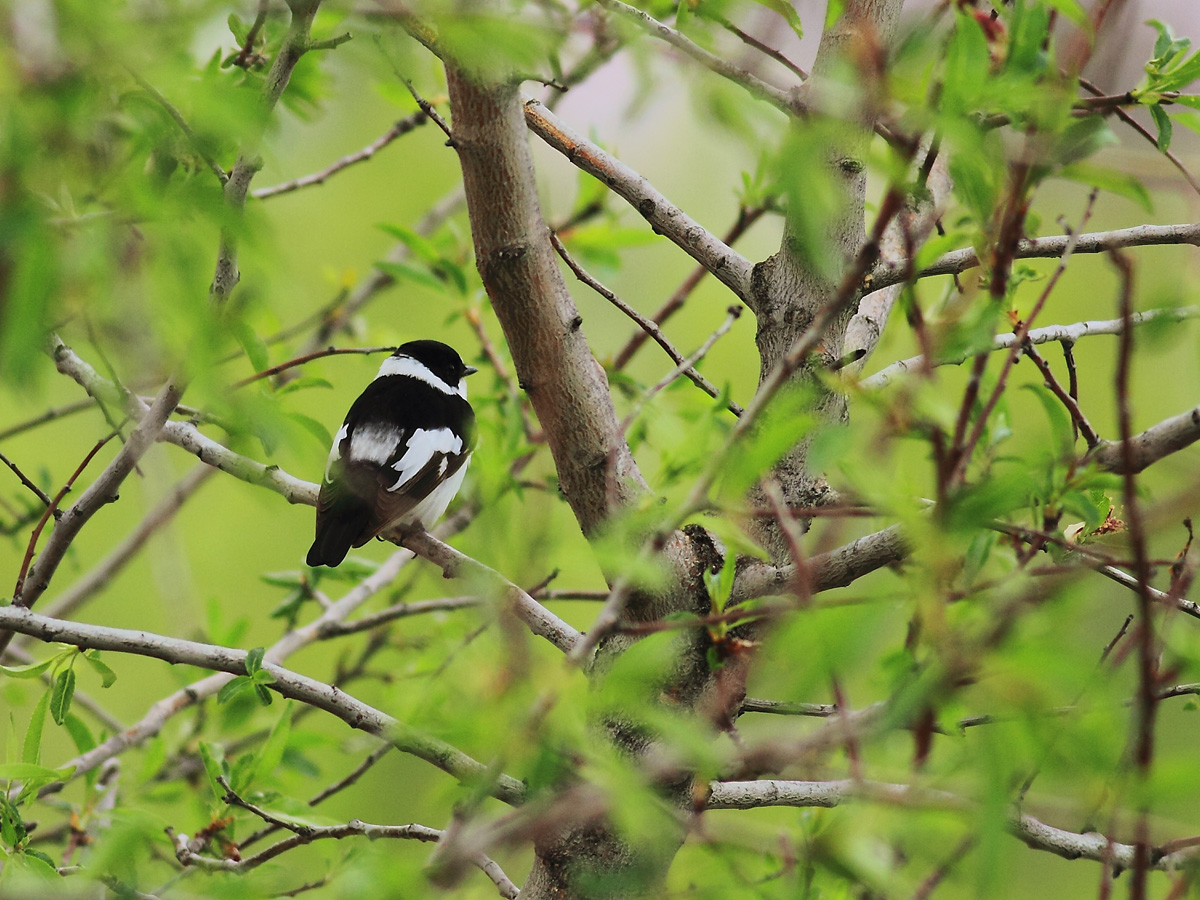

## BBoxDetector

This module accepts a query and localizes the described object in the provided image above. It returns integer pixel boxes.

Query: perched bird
[306,340,477,568]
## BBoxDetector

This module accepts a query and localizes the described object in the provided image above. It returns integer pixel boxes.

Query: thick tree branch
[0,603,526,806]
[523,98,753,302]
[1088,406,1200,474]
[11,377,183,613]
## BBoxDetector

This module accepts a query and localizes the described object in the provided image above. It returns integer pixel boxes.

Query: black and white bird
[306,340,477,568]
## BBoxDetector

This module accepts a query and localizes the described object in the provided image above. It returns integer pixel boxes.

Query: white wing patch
[349,422,403,466]
[376,354,466,398]
[324,423,350,480]
[388,427,463,492]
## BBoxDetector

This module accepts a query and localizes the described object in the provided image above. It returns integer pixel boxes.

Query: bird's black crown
[395,340,477,386]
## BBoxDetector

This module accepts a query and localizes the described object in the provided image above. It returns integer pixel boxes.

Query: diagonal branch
[0,603,526,806]
[523,98,753,302]
[251,110,429,199]
[594,0,803,118]
[1088,406,1200,474]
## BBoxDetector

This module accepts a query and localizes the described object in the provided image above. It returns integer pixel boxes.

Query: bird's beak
[464,365,479,376]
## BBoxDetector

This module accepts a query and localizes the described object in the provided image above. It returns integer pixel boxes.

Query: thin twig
[126,69,228,183]
[613,204,768,370]
[862,306,1200,388]
[525,98,752,300]
[550,232,743,415]
[0,448,54,510]
[252,111,429,199]
[1020,341,1100,448]
[11,431,119,602]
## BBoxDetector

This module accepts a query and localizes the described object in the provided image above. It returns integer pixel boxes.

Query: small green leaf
[253,683,274,706]
[62,713,96,755]
[199,742,229,804]
[245,647,266,677]
[49,669,75,726]
[1149,104,1173,150]
[254,702,293,787]
[22,690,50,766]
[0,796,27,847]
[0,658,55,680]
[230,319,270,375]
[375,260,444,292]
[0,762,74,781]
[275,376,333,396]
[285,411,333,449]
[84,651,117,688]
[218,675,253,705]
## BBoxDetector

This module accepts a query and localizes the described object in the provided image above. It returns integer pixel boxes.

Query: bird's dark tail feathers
[306,506,371,568]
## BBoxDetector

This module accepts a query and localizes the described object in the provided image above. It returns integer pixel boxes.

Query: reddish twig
[613,204,767,370]
[12,431,119,601]
[231,346,396,388]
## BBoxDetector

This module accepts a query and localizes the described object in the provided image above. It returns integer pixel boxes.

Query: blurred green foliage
[0,1,1199,899]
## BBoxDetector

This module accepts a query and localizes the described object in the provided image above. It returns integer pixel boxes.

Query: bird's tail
[306,507,371,568]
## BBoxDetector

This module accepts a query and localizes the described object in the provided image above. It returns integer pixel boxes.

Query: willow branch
[862,307,1200,389]
[871,223,1200,293]
[251,110,429,199]
[594,0,803,118]
[524,98,752,301]
[0,603,525,806]
[705,780,1198,872]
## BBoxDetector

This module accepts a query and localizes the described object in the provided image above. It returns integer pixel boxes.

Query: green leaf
[254,701,293,787]
[0,658,55,680]
[285,411,333,449]
[84,651,117,688]
[49,669,75,726]
[253,683,274,706]
[229,319,270,375]
[377,223,441,265]
[1149,103,1173,151]
[228,12,249,44]
[62,713,96,756]
[1022,384,1074,459]
[0,762,74,781]
[21,690,50,766]
[375,260,444,292]
[245,647,266,677]
[218,675,254,705]
[1057,163,1152,212]
[275,375,333,396]
[199,741,228,804]
[0,796,27,847]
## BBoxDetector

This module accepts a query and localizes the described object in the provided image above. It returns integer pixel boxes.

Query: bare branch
[862,307,1200,389]
[168,816,519,898]
[1088,406,1200,474]
[731,524,905,603]
[705,780,1199,872]
[31,465,214,627]
[0,604,526,806]
[872,223,1200,293]
[524,98,753,301]
[251,111,429,199]
[399,528,582,653]
[594,0,803,118]
[550,232,743,416]
[0,447,54,510]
